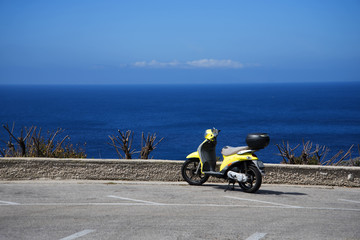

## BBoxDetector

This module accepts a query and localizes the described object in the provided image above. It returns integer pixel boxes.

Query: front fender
[252,160,265,175]
[186,151,199,159]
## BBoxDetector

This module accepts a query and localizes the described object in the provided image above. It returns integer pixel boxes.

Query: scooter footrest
[203,171,224,177]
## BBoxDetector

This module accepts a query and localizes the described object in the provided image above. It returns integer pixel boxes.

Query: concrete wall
[0,158,359,187]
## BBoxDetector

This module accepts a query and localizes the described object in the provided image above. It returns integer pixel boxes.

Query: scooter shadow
[203,183,307,196]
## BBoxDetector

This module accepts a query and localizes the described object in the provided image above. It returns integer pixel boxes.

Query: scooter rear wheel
[238,165,262,193]
[181,158,209,185]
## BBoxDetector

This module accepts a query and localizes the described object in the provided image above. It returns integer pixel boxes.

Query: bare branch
[23,126,34,141]
[140,132,164,159]
[108,135,124,159]
[0,149,5,157]
[323,150,344,166]
[52,135,70,155]
[275,140,299,164]
[335,144,354,166]
[2,124,20,144]
[46,128,64,156]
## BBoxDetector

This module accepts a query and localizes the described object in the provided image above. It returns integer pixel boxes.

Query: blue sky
[1,0,359,84]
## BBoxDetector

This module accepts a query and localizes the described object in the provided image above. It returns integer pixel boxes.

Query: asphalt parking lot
[0,180,359,240]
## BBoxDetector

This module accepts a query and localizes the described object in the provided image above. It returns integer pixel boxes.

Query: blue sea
[0,82,359,163]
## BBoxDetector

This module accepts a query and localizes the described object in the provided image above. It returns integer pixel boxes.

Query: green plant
[276,140,359,167]
[108,130,164,159]
[0,123,86,158]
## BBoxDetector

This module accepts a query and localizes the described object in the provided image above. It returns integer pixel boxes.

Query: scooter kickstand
[224,180,235,192]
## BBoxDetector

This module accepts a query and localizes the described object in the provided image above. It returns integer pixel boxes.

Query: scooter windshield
[212,128,219,137]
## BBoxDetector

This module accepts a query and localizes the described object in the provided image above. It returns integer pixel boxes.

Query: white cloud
[131,59,251,69]
[186,59,244,69]
[133,60,180,68]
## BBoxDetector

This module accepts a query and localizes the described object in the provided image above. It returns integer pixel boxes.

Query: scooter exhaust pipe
[227,171,248,183]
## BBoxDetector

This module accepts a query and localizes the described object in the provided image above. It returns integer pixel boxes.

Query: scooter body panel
[186,151,207,174]
[186,148,260,175]
[186,151,199,159]
[220,153,258,172]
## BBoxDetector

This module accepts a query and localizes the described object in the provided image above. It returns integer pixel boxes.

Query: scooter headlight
[204,129,214,140]
[204,128,220,140]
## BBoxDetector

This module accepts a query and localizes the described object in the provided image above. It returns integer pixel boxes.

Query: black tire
[238,165,262,193]
[181,158,209,185]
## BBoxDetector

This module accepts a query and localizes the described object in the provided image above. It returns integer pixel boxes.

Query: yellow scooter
[181,128,269,193]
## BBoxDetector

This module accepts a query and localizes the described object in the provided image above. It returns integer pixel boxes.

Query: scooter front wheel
[181,158,209,185]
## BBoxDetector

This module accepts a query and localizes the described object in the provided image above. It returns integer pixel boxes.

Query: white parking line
[1,198,359,212]
[339,199,360,204]
[59,229,95,240]
[1,202,359,211]
[107,195,163,205]
[0,200,20,205]
[245,232,267,240]
[224,196,301,208]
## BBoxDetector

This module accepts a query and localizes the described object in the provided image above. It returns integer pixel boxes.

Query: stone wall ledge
[1,158,359,187]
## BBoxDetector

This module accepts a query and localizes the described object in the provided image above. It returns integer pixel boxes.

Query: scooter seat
[221,146,250,156]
